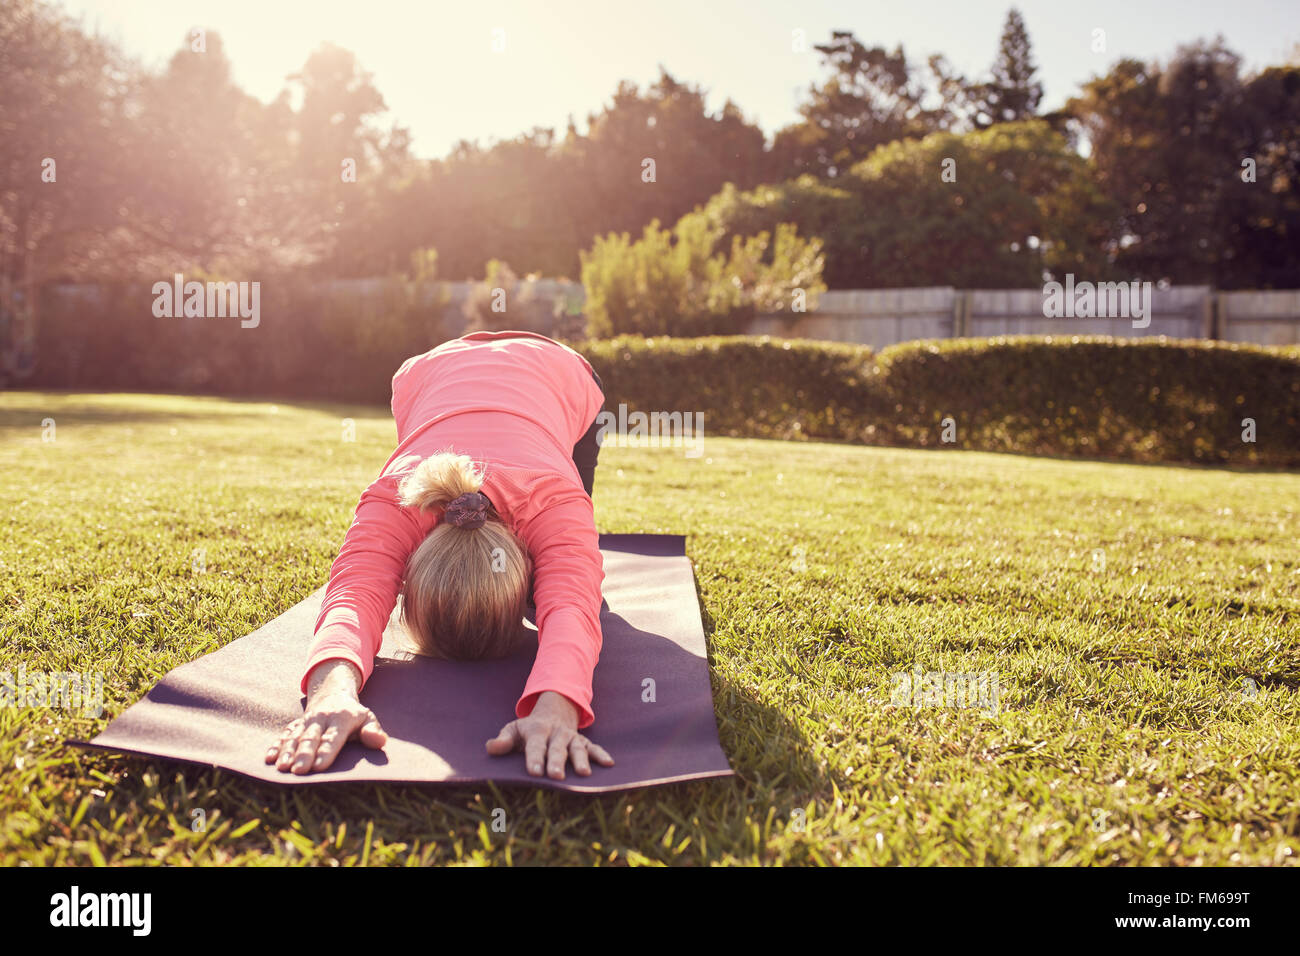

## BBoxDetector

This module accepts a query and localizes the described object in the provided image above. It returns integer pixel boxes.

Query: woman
[265,330,614,780]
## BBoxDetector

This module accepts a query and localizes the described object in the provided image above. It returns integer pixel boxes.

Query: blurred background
[2,0,1297,401]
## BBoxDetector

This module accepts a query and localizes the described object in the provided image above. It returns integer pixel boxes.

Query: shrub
[574,335,872,441]
[16,293,1300,469]
[579,216,826,338]
[564,334,1300,468]
[866,335,1300,466]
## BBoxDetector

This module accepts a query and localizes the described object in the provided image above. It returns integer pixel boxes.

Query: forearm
[305,658,362,705]
[517,614,600,728]
[516,497,604,729]
[536,689,580,720]
[302,473,426,697]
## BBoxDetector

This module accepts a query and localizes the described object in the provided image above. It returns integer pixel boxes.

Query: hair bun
[444,491,490,529]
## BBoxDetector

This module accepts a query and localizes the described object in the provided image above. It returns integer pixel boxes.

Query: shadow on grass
[8,390,1296,473]
[0,392,391,430]
[855,435,1300,476]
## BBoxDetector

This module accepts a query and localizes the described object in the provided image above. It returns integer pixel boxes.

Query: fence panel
[967,285,1212,339]
[747,287,956,347]
[22,282,1300,351]
[1219,291,1300,345]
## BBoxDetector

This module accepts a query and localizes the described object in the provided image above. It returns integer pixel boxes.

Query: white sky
[52,0,1300,159]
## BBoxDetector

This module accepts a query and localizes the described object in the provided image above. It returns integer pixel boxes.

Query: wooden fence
[31,280,1300,349]
[1217,291,1300,345]
[750,286,1231,345]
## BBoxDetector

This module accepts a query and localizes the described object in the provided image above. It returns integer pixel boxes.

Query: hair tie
[444,491,489,529]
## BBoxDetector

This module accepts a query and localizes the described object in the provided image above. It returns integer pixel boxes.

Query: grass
[1,390,1297,866]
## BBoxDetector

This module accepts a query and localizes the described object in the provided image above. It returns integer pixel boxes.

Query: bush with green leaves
[568,334,1300,468]
[866,336,1300,464]
[572,334,871,440]
[579,216,826,338]
[692,120,1118,289]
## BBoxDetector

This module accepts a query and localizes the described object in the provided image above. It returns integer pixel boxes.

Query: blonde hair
[397,452,532,660]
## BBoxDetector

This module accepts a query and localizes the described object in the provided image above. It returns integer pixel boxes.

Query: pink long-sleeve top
[300,331,607,728]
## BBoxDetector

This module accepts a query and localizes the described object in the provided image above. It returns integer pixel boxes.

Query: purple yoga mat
[68,534,733,792]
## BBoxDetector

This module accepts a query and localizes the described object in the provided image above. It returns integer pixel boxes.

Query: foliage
[1067,42,1300,288]
[579,219,826,337]
[693,121,1119,288]
[4,2,1297,308]
[573,334,1300,467]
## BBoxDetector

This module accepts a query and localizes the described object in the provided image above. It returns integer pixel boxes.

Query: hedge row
[14,285,1300,467]
[573,335,1300,468]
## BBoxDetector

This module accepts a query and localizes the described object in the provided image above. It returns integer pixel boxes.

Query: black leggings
[571,367,604,497]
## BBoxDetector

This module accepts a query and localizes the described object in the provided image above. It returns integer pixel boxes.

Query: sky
[51,0,1300,160]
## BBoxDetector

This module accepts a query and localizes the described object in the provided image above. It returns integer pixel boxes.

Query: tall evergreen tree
[979,8,1044,126]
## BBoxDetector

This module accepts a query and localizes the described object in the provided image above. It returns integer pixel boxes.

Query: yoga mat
[68,534,733,792]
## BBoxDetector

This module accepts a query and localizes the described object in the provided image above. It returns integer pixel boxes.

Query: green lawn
[1,391,1297,866]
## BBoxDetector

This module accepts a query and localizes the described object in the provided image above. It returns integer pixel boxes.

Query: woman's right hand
[266,660,387,774]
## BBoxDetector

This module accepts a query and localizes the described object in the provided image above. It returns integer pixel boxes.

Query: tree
[0,0,132,381]
[976,7,1044,126]
[1212,64,1300,287]
[125,30,279,274]
[288,42,416,275]
[771,33,951,179]
[401,67,770,281]
[691,121,1117,288]
[568,68,768,253]
[1066,39,1296,286]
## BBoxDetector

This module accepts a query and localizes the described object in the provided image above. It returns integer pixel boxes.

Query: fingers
[287,720,325,774]
[265,718,304,765]
[485,721,615,779]
[546,732,572,780]
[569,737,591,776]
[486,722,573,779]
[586,739,615,767]
[267,719,321,773]
[547,732,613,779]
[485,721,521,756]
[311,724,344,771]
[524,730,548,777]
[266,706,387,775]
[570,736,614,775]
[357,711,387,749]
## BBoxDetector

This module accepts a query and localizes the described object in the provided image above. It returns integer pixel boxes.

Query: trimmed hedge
[572,335,1300,468]
[866,336,1300,466]
[14,296,1300,467]
[575,335,873,443]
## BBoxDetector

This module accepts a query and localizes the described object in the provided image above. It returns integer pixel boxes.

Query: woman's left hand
[486,691,614,780]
